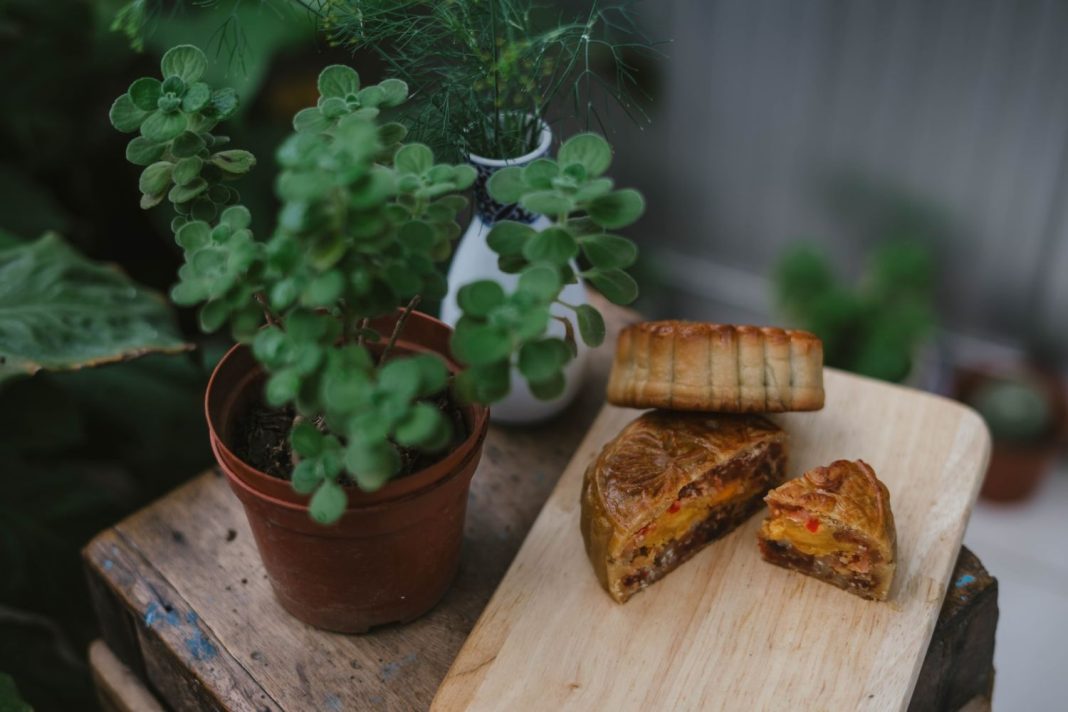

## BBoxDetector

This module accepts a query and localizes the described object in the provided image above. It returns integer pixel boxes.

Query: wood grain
[432,370,991,712]
[89,640,165,712]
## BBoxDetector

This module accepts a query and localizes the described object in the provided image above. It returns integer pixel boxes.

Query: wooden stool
[83,299,996,710]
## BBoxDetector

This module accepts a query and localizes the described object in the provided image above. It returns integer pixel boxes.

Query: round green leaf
[309,478,347,524]
[378,78,409,106]
[357,85,386,107]
[175,220,210,250]
[301,270,344,307]
[587,268,639,305]
[161,45,208,83]
[452,164,477,190]
[574,177,614,202]
[182,82,211,112]
[377,357,423,401]
[379,121,408,145]
[575,304,606,347]
[198,299,230,332]
[138,161,174,195]
[486,166,525,204]
[399,220,435,251]
[451,323,512,367]
[517,264,562,302]
[291,460,322,495]
[588,189,645,229]
[394,402,447,448]
[454,361,511,404]
[487,221,535,256]
[172,156,203,186]
[413,354,449,396]
[140,192,165,209]
[211,149,256,175]
[160,75,186,96]
[126,137,164,166]
[319,96,349,119]
[522,227,578,265]
[580,233,638,269]
[395,144,433,175]
[519,190,574,217]
[220,205,251,229]
[518,339,569,383]
[208,88,239,120]
[168,178,208,203]
[109,94,148,133]
[529,371,566,400]
[457,280,505,317]
[521,158,559,189]
[128,77,162,111]
[345,440,400,492]
[559,133,612,177]
[291,420,324,458]
[171,131,205,158]
[266,369,301,406]
[141,110,188,142]
[318,64,360,98]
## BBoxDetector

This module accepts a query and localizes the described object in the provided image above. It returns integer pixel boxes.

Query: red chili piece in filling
[805,517,820,533]
[668,500,682,514]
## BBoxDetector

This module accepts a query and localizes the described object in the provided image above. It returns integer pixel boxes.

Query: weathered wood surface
[89,640,165,712]
[433,371,991,711]
[83,296,997,711]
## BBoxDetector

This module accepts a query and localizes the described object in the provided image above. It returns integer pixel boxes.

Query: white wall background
[608,0,1068,356]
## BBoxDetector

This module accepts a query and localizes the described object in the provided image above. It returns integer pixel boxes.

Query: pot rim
[212,428,485,521]
[205,310,490,508]
[467,117,552,167]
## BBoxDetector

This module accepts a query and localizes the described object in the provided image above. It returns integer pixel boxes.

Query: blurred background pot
[205,310,489,633]
[955,365,1067,503]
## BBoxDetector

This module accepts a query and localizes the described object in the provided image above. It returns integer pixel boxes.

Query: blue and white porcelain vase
[442,122,589,425]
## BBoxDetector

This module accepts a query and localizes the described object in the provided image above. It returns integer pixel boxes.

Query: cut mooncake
[606,320,824,413]
[581,410,788,603]
[758,459,897,601]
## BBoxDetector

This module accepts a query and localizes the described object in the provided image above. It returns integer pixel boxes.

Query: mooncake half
[581,410,788,603]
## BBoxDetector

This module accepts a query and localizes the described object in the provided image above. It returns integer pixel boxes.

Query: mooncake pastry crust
[606,321,824,413]
[758,459,897,600]
[581,410,788,603]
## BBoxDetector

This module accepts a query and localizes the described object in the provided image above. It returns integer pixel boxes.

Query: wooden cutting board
[432,368,991,711]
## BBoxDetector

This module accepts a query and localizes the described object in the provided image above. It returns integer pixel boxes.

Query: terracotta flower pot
[953,365,1067,503]
[205,310,489,633]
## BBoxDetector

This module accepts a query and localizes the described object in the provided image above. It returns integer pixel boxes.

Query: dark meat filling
[620,496,768,593]
[758,538,887,601]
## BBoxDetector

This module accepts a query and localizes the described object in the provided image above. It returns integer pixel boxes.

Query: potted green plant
[774,240,937,384]
[957,368,1067,502]
[109,45,642,632]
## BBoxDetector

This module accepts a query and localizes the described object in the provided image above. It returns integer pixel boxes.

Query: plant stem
[356,317,370,348]
[254,292,281,328]
[380,295,422,364]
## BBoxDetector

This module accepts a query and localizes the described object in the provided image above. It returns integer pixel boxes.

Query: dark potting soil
[232,389,469,483]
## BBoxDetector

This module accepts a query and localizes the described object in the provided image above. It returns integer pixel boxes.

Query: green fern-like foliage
[316,0,653,161]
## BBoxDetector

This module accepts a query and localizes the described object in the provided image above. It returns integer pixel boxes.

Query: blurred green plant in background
[775,240,936,383]
[0,1,318,709]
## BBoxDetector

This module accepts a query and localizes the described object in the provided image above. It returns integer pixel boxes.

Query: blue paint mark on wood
[103,559,114,571]
[380,652,418,681]
[324,693,342,711]
[143,602,218,661]
[184,631,217,661]
[955,574,976,588]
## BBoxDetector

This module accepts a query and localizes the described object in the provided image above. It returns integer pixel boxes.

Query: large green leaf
[0,234,190,383]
